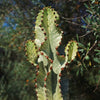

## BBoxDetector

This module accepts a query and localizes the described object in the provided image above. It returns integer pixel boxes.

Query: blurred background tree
[0,0,100,100]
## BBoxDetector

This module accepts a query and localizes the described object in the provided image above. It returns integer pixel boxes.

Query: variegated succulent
[25,7,78,100]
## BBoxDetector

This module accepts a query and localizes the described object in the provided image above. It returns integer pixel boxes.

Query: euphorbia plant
[25,7,78,100]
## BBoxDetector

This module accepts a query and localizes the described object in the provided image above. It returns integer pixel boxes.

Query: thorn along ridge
[71,59,73,62]
[35,91,37,94]
[50,59,53,63]
[36,96,38,99]
[47,72,50,76]
[41,19,43,22]
[59,73,62,77]
[67,49,69,52]
[41,52,44,55]
[42,12,44,14]
[36,65,39,69]
[50,66,52,70]
[44,77,47,81]
[59,85,61,88]
[34,42,36,45]
[34,79,37,82]
[53,12,55,14]
[44,32,46,35]
[55,16,57,18]
[45,56,49,59]
[59,41,61,45]
[62,32,64,34]
[24,49,26,52]
[32,40,35,42]
[25,54,27,56]
[56,24,59,27]
[65,63,68,66]
[61,55,65,58]
[45,90,47,93]
[36,72,39,76]
[35,84,37,88]
[61,68,64,71]
[35,46,37,50]
[41,42,44,45]
[41,28,44,31]
[45,37,47,41]
[38,48,41,51]
[56,51,60,55]
[54,20,56,23]
[41,15,43,18]
[58,79,61,83]
[37,55,39,58]
[44,84,46,87]
[55,46,58,50]
[39,24,41,27]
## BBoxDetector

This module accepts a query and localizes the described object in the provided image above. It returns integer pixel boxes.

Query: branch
[62,14,88,21]
[65,20,82,26]
[79,30,94,38]
[93,78,100,92]
[82,41,97,62]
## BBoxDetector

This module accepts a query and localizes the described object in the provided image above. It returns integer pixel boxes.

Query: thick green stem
[25,7,78,100]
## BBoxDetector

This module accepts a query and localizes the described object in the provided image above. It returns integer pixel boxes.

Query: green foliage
[0,49,36,100]
[25,7,78,100]
[0,0,100,100]
[0,0,40,100]
[73,1,100,91]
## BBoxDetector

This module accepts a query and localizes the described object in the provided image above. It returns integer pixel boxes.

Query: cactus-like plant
[25,7,78,100]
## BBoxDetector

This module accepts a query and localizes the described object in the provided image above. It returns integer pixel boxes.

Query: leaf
[81,25,87,28]
[85,55,90,60]
[78,42,85,48]
[93,58,100,64]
